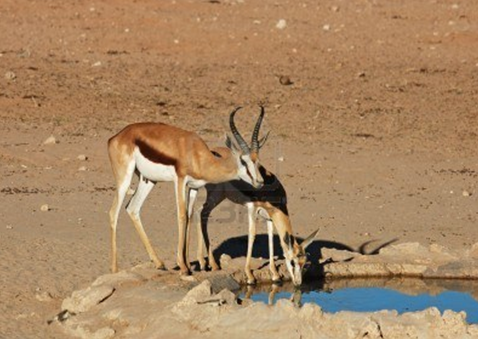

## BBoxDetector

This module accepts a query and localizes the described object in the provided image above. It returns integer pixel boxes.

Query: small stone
[279,75,293,86]
[181,280,212,304]
[77,154,88,161]
[276,19,287,30]
[6,225,13,230]
[36,291,53,302]
[180,275,197,282]
[5,71,16,80]
[462,190,471,197]
[92,61,102,67]
[278,156,284,162]
[43,135,57,145]
[323,24,331,31]
[40,204,50,212]
[78,166,87,171]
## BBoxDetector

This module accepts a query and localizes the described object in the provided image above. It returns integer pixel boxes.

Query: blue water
[246,287,478,323]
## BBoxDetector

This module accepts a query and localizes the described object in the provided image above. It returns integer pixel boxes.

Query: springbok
[108,107,267,275]
[196,154,318,286]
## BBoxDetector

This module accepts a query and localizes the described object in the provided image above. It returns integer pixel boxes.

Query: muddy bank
[53,242,478,339]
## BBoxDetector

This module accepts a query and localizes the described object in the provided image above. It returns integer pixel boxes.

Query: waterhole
[240,278,478,323]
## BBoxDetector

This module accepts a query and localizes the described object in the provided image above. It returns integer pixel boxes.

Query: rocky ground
[1,0,478,338]
[53,243,478,339]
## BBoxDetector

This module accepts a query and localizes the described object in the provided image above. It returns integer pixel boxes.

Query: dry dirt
[1,0,478,338]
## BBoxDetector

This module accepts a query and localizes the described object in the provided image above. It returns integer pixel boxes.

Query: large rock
[62,285,115,313]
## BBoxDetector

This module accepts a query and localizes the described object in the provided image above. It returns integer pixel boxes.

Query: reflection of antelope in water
[196,155,318,286]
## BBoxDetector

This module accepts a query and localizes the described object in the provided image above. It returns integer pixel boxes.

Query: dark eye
[240,158,247,167]
[290,261,295,268]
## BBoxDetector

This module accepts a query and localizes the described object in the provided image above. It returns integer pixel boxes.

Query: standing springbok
[196,153,318,286]
[108,107,267,275]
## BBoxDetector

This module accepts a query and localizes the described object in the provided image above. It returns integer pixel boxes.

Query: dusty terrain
[1,0,478,338]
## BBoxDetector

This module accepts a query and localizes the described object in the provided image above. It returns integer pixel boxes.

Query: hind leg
[126,175,165,269]
[109,158,135,273]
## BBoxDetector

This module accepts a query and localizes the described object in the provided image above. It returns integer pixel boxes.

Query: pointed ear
[301,228,319,250]
[225,134,240,154]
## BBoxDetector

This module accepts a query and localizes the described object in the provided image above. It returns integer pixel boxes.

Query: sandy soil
[1,0,477,337]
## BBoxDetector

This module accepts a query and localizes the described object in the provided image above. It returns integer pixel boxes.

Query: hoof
[246,279,257,286]
[179,268,192,276]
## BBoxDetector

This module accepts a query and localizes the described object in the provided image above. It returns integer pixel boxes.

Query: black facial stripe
[241,158,254,181]
[245,166,253,181]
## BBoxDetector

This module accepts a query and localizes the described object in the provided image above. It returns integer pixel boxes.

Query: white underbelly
[186,175,207,189]
[134,148,177,182]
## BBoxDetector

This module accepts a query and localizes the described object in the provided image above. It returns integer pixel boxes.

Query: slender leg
[195,206,207,270]
[109,160,135,273]
[126,175,165,269]
[245,204,257,285]
[185,188,198,269]
[175,177,190,275]
[198,188,225,271]
[267,220,281,282]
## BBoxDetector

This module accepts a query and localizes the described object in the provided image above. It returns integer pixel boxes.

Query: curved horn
[251,106,266,152]
[229,107,250,154]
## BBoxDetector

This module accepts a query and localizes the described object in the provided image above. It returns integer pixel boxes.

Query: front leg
[267,220,281,283]
[198,190,224,271]
[186,187,198,269]
[245,204,257,285]
[175,177,191,275]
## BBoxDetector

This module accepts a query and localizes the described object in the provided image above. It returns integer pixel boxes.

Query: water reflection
[239,278,478,323]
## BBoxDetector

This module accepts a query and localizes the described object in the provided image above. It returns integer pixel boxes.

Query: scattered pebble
[77,154,88,161]
[40,204,50,212]
[323,24,331,31]
[276,19,287,30]
[6,225,13,230]
[35,290,53,302]
[279,75,293,86]
[78,166,87,171]
[43,135,57,145]
[92,61,102,67]
[462,190,471,197]
[180,275,198,282]
[5,71,16,80]
[278,156,284,162]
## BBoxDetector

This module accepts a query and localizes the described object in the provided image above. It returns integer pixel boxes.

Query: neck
[198,149,239,183]
[270,209,294,250]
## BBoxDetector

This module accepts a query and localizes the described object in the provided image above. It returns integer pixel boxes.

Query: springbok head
[282,229,319,286]
[226,106,270,189]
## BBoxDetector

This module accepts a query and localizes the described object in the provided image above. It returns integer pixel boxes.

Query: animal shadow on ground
[196,235,398,281]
